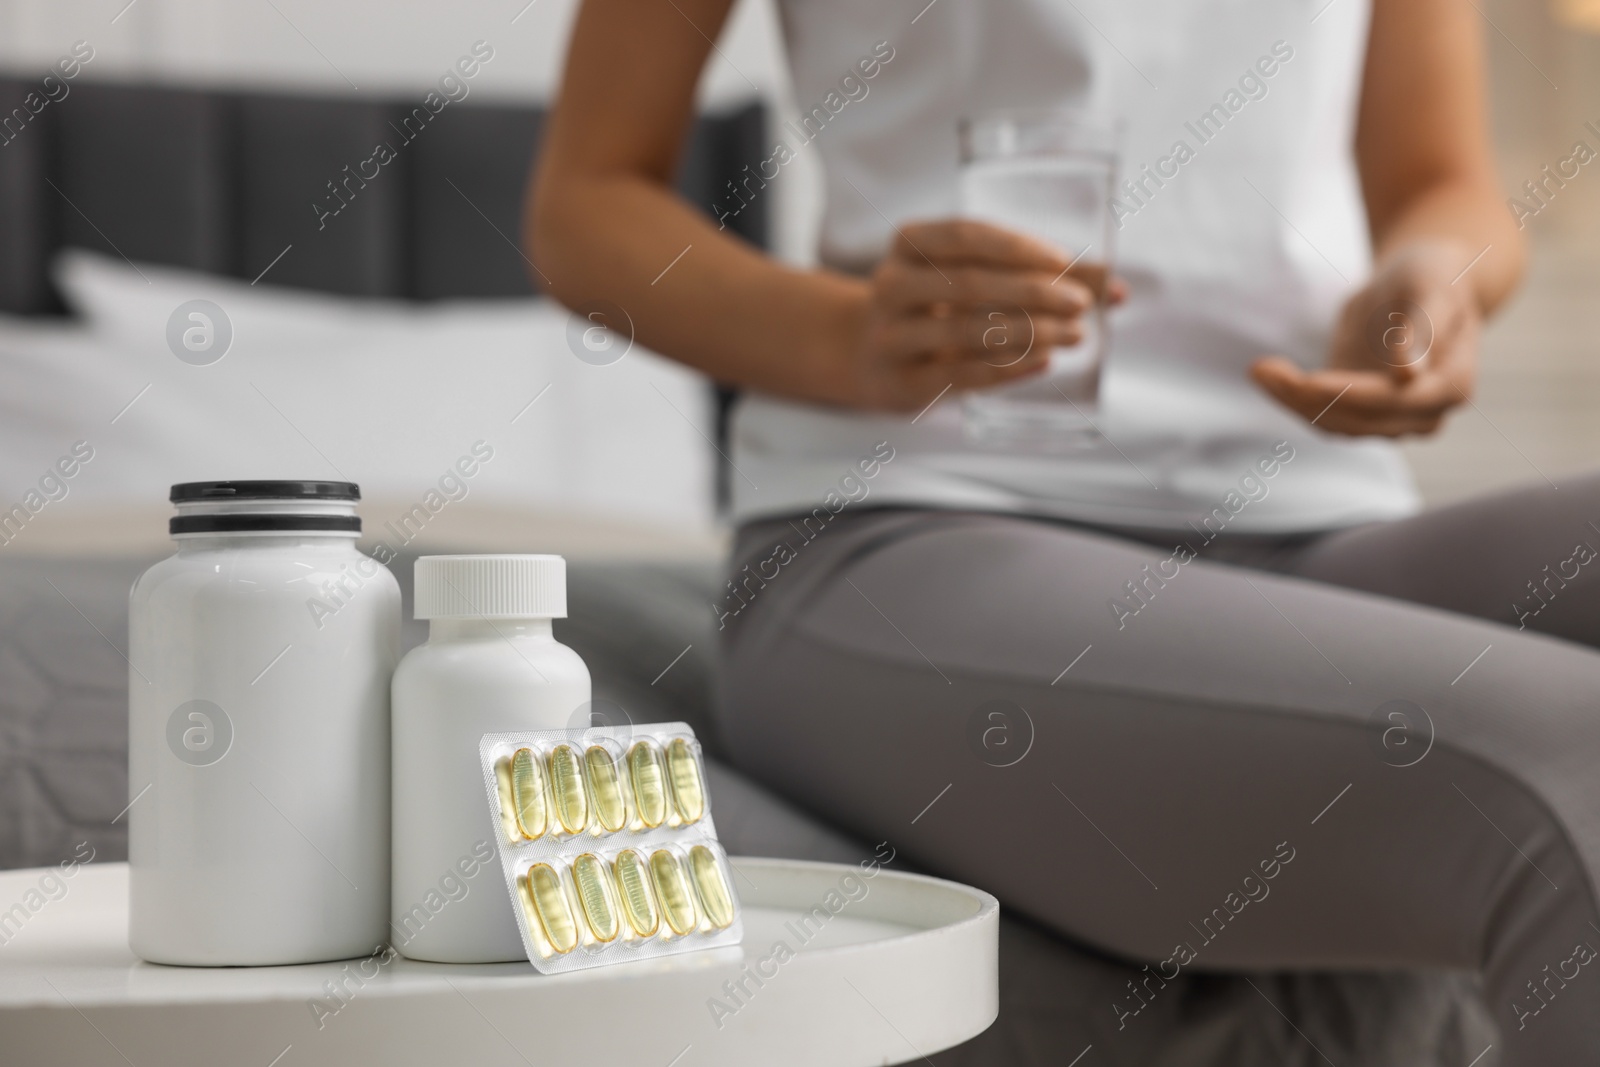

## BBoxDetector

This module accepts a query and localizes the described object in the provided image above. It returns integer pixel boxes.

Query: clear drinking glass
[958,110,1121,449]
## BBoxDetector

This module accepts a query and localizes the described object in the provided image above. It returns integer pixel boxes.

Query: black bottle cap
[170,480,360,503]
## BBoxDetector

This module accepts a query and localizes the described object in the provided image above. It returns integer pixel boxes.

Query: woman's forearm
[1369,178,1525,315]
[1357,0,1524,317]
[530,166,867,402]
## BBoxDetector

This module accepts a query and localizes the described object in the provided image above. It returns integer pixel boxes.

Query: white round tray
[0,857,997,1066]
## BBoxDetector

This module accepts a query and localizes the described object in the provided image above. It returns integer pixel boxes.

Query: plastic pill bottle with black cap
[127,480,400,965]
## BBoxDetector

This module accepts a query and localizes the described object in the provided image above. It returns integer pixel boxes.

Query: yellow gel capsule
[494,758,521,843]
[573,853,620,942]
[526,864,578,954]
[689,845,735,930]
[584,745,627,833]
[509,748,548,840]
[666,737,706,824]
[629,741,668,829]
[613,850,659,938]
[649,849,699,936]
[515,868,541,944]
[549,744,589,833]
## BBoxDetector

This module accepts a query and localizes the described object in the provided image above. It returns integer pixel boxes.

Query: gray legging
[717,474,1600,1066]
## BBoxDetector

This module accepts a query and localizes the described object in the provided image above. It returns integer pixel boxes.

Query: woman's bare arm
[1252,0,1526,436]
[528,0,1093,412]
[1357,0,1524,310]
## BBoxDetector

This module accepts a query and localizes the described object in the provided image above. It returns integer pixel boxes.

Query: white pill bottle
[391,555,591,962]
[128,480,400,965]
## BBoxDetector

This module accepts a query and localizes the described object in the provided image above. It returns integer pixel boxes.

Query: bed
[0,73,1496,1065]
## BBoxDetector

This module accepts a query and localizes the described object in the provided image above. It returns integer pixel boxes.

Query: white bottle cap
[413,555,568,620]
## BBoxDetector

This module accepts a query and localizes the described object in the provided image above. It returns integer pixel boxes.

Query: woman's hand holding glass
[1251,239,1481,437]
[829,219,1118,414]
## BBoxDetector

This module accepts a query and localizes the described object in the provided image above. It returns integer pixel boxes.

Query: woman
[532,0,1600,1061]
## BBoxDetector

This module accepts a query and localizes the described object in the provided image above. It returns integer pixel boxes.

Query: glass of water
[958,110,1121,449]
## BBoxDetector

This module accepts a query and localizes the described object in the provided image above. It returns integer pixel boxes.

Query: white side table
[0,858,997,1066]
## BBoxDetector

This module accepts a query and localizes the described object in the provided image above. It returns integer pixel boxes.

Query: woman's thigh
[719,508,1600,1049]
[1286,470,1600,647]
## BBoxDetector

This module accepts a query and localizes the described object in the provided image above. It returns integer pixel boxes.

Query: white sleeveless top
[729,0,1420,533]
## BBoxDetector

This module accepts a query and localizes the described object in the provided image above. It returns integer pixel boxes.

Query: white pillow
[47,250,718,531]
[0,313,177,513]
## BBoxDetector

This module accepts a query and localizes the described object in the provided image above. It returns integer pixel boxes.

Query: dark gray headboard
[0,78,767,313]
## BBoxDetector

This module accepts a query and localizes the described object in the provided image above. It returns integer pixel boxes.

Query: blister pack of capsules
[479,722,743,974]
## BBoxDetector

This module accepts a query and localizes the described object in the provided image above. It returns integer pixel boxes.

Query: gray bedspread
[0,549,1496,1065]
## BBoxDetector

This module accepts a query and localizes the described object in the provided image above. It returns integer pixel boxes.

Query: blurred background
[0,0,1596,536]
